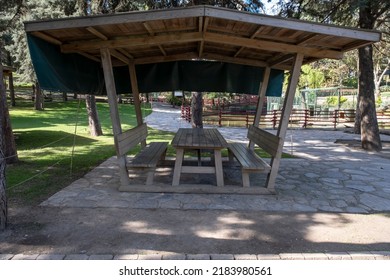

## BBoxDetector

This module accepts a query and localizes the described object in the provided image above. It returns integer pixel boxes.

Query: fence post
[272,110,277,129]
[246,114,249,128]
[304,109,308,128]
[218,108,222,127]
[333,110,338,130]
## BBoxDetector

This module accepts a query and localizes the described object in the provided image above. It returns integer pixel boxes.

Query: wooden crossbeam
[86,27,108,40]
[61,32,202,53]
[204,33,343,59]
[143,22,167,56]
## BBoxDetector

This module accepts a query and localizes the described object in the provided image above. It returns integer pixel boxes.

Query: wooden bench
[228,125,281,187]
[117,123,168,185]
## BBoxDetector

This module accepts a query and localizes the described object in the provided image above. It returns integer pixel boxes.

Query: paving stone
[114,254,139,260]
[0,254,14,260]
[347,252,375,260]
[302,253,329,260]
[89,254,114,260]
[234,254,258,260]
[36,254,66,260]
[325,252,352,260]
[64,254,89,260]
[257,254,281,260]
[186,254,211,260]
[210,254,234,260]
[279,253,305,260]
[137,254,162,260]
[12,254,39,260]
[370,251,390,260]
[360,193,390,211]
[162,254,186,260]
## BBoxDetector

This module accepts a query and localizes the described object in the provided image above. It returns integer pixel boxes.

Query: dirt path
[1,206,390,255]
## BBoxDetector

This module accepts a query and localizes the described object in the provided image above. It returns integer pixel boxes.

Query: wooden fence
[181,106,390,130]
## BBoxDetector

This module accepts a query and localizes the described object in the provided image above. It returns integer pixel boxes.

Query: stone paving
[2,251,390,260]
[40,102,390,214]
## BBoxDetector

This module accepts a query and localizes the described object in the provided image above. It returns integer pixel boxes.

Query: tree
[277,0,390,151]
[191,92,203,128]
[0,55,8,230]
[86,95,103,136]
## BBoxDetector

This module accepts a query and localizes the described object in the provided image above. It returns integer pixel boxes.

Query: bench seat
[128,141,168,185]
[117,123,168,185]
[228,125,280,187]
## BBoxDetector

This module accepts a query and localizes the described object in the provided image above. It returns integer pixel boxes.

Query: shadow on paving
[1,207,390,255]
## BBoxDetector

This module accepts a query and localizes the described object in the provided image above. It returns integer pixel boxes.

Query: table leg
[172,148,184,186]
[214,149,224,187]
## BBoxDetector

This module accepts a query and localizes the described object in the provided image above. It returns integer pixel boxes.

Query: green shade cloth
[27,34,284,96]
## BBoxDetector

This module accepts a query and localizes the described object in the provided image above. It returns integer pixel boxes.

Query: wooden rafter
[143,22,167,56]
[31,31,62,45]
[86,26,108,40]
[234,25,265,58]
[198,17,209,58]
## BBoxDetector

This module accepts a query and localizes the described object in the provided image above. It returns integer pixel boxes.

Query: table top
[171,128,228,149]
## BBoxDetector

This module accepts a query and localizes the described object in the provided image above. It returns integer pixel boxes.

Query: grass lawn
[7,99,168,205]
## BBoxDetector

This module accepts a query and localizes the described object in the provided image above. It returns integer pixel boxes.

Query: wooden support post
[266,53,304,192]
[249,67,271,150]
[128,62,146,147]
[100,48,130,187]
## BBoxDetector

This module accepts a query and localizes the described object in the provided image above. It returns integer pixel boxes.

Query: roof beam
[86,26,108,40]
[204,32,344,59]
[143,22,167,56]
[61,32,202,53]
[134,52,199,65]
[234,25,265,58]
[198,17,209,58]
[77,52,101,62]
[110,49,131,64]
[31,31,62,45]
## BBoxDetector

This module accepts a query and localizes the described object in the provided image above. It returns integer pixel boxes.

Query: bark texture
[86,95,103,136]
[191,92,203,128]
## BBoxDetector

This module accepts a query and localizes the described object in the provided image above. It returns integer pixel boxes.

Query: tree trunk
[6,52,15,107]
[86,95,103,136]
[34,81,44,110]
[62,92,68,101]
[0,148,7,231]
[0,63,8,230]
[0,61,18,164]
[356,5,382,151]
[191,92,203,128]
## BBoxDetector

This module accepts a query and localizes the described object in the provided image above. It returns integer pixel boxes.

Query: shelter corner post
[249,66,271,150]
[128,62,146,147]
[266,53,304,192]
[100,48,130,187]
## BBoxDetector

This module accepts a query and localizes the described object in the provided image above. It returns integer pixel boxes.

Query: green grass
[7,99,156,205]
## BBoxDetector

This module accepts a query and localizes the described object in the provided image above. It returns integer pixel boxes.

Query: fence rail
[181,106,390,130]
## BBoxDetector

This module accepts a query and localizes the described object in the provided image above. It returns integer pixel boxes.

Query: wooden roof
[24,5,381,70]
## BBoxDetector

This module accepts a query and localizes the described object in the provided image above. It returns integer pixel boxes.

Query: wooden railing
[180,106,390,130]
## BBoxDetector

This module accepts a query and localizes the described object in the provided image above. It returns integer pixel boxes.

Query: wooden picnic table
[171,128,228,187]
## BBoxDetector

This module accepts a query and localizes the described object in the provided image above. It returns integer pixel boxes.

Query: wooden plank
[128,62,144,130]
[204,6,381,42]
[117,124,148,156]
[119,183,276,195]
[61,32,203,53]
[266,53,304,191]
[203,32,343,60]
[247,125,280,157]
[31,31,62,45]
[25,5,206,32]
[100,47,129,187]
[86,26,108,40]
